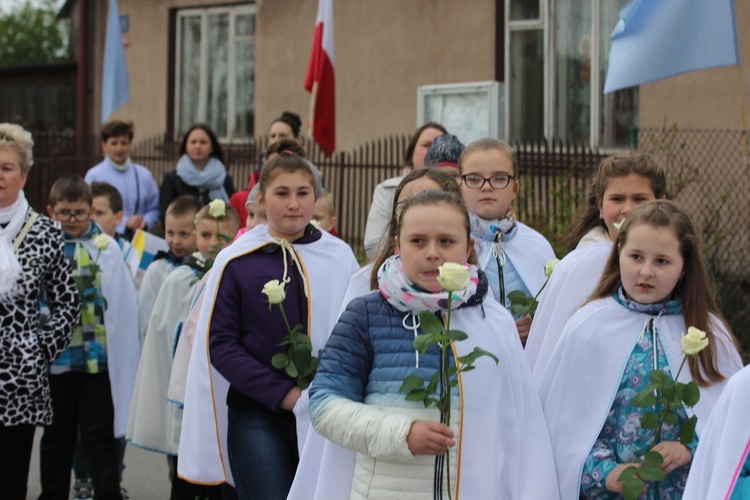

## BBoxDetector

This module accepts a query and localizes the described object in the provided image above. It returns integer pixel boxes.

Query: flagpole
[737,65,749,171]
[309,82,318,142]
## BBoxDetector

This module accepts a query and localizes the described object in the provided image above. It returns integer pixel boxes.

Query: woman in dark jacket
[159,123,235,221]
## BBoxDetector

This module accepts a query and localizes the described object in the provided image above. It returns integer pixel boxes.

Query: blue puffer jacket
[309,274,489,499]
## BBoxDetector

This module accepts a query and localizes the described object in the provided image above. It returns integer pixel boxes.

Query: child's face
[395,203,473,293]
[245,203,266,230]
[619,223,684,304]
[312,197,336,232]
[164,213,197,257]
[259,171,315,241]
[598,174,656,241]
[460,149,519,221]
[91,196,123,237]
[47,199,92,237]
[195,218,236,256]
[101,135,133,164]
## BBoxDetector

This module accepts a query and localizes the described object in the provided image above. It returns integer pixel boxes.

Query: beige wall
[99,0,496,149]
[640,0,749,131]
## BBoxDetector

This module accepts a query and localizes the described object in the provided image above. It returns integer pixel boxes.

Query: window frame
[174,3,256,142]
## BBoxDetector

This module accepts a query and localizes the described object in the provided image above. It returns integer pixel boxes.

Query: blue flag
[603,0,739,94]
[101,0,130,122]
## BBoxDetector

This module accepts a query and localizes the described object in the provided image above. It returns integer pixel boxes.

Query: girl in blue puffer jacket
[309,190,560,500]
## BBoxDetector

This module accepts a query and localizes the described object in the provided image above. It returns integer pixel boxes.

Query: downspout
[75,0,89,175]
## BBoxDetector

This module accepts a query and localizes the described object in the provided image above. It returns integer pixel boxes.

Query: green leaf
[446,329,468,341]
[644,451,664,466]
[680,415,698,445]
[663,409,679,426]
[622,477,645,500]
[427,371,439,394]
[413,333,437,354]
[639,464,666,482]
[509,305,529,317]
[404,389,432,403]
[649,369,671,388]
[631,391,658,407]
[418,311,443,335]
[298,378,310,390]
[507,290,530,304]
[675,381,685,401]
[617,466,639,481]
[399,375,426,393]
[292,345,312,371]
[459,365,476,373]
[662,384,675,402]
[285,363,299,378]
[682,381,700,407]
[640,411,660,430]
[271,353,289,369]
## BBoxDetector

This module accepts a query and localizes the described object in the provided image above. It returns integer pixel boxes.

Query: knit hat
[424,134,465,169]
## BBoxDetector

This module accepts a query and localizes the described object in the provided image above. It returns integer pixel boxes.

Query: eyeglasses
[461,174,514,190]
[53,209,91,221]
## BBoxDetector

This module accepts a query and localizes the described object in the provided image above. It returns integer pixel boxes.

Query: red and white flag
[304,0,335,155]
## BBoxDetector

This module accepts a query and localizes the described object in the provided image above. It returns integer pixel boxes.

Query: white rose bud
[310,219,322,228]
[613,220,624,232]
[208,199,227,218]
[94,233,110,251]
[680,326,709,356]
[436,262,471,292]
[262,279,287,304]
[544,258,560,278]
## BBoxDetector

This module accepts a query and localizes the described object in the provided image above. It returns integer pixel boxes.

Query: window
[175,5,255,141]
[505,0,637,147]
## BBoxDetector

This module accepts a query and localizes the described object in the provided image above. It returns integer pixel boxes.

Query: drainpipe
[76,0,89,175]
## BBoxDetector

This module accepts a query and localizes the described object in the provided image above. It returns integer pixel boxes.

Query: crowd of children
[3,118,749,500]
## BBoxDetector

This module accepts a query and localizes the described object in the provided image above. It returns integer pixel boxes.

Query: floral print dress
[580,289,696,499]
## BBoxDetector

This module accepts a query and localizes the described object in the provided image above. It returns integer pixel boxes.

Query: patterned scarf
[377,255,479,313]
[469,208,518,242]
[614,286,682,316]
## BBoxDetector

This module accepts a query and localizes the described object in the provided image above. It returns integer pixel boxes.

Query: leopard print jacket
[0,209,80,426]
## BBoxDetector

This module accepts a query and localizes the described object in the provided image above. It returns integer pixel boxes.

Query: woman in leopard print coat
[0,123,80,500]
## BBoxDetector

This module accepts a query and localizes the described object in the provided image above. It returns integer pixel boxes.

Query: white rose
[613,220,624,232]
[437,263,471,292]
[94,233,110,250]
[310,219,322,228]
[544,258,560,278]
[680,326,709,356]
[262,279,287,304]
[208,199,227,218]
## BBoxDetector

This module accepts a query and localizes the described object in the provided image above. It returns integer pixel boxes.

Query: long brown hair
[369,169,463,290]
[589,201,739,386]
[564,153,669,251]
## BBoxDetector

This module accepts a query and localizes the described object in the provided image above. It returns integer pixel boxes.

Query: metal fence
[24,128,749,350]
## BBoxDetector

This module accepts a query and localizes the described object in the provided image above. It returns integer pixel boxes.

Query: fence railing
[24,128,749,351]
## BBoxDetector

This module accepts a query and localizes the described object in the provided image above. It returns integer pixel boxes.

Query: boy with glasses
[41,176,140,500]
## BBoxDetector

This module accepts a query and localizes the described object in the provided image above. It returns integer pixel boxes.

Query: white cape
[292,296,560,500]
[474,221,556,298]
[525,241,612,376]
[683,364,750,500]
[83,235,141,438]
[127,265,200,455]
[177,226,358,485]
[537,297,743,500]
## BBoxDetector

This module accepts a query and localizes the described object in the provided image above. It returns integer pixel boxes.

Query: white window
[505,0,638,147]
[176,4,255,141]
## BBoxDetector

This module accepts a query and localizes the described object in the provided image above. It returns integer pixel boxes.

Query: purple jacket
[208,229,321,412]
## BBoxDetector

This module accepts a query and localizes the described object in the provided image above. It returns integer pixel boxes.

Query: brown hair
[404,121,448,167]
[259,143,319,199]
[195,202,240,235]
[179,123,224,164]
[589,201,739,386]
[100,120,134,142]
[369,169,465,289]
[165,195,203,220]
[91,181,124,213]
[564,152,669,251]
[48,175,92,207]
[458,137,518,176]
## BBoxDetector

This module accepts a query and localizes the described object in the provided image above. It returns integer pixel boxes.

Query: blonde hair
[458,137,517,176]
[0,123,34,173]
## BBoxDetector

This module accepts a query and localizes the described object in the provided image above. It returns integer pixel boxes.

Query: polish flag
[304,0,335,155]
